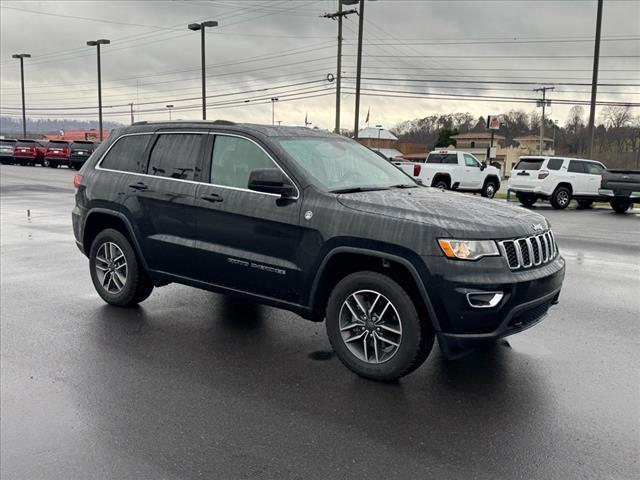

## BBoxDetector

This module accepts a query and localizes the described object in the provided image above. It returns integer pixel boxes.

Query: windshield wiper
[388,183,417,189]
[330,186,390,194]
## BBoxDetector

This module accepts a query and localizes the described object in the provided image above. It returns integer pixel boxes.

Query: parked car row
[0,138,97,170]
[507,156,637,213]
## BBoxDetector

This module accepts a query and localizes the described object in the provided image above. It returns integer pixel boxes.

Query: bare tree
[601,105,631,129]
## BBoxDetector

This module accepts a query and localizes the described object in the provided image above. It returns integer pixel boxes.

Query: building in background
[43,129,109,142]
[357,127,426,159]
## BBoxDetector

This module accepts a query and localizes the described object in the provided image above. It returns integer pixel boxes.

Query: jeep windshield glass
[278,137,416,192]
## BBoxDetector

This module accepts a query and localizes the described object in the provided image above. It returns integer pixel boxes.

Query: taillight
[413,164,422,176]
[73,174,83,189]
[62,148,70,156]
[538,170,549,179]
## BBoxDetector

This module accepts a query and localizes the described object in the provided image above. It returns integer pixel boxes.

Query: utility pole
[322,2,357,134]
[353,0,365,140]
[11,53,30,138]
[270,97,279,125]
[129,103,134,124]
[188,21,218,120]
[588,0,603,157]
[534,86,554,154]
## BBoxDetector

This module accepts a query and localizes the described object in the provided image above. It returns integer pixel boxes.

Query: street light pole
[270,98,279,125]
[11,53,31,138]
[87,39,110,141]
[188,20,218,120]
[166,104,174,121]
[353,0,365,140]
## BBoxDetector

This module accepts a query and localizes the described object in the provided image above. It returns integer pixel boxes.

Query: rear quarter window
[100,134,151,173]
[514,158,544,170]
[547,158,564,170]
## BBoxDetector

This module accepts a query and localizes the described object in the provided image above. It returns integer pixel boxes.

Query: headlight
[437,239,499,260]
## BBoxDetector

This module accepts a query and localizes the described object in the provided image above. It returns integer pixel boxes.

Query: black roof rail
[132,121,148,125]
[211,120,236,125]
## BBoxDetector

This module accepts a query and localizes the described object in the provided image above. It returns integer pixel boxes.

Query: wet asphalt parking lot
[1,164,639,480]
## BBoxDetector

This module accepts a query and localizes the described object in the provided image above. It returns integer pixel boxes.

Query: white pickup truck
[394,150,502,198]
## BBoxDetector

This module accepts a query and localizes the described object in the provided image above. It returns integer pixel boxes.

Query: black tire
[577,200,593,209]
[433,178,449,190]
[481,179,498,198]
[89,228,154,307]
[325,271,434,382]
[610,198,631,214]
[551,186,572,209]
[517,194,537,207]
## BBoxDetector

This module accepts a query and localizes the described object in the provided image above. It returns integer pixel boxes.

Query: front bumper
[422,254,565,340]
[598,189,640,200]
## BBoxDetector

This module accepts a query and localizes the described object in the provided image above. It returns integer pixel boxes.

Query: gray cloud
[1,0,638,130]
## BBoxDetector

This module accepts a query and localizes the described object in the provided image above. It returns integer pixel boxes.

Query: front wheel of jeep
[325,271,434,382]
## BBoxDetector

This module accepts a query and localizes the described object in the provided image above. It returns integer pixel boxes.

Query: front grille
[509,300,552,328]
[499,231,557,270]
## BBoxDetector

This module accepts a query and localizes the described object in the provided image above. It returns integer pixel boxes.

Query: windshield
[278,137,415,192]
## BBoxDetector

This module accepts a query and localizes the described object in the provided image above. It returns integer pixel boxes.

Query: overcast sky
[0,0,638,130]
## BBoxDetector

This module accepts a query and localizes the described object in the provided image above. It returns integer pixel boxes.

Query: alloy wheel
[94,241,128,294]
[339,289,403,364]
[558,191,570,207]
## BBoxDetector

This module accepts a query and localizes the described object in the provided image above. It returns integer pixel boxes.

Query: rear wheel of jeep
[551,186,571,209]
[325,271,434,382]
[89,228,154,307]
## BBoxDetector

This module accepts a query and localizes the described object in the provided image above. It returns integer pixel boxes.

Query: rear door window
[147,133,206,181]
[568,160,586,173]
[514,158,544,170]
[427,153,458,164]
[547,158,564,170]
[100,134,151,173]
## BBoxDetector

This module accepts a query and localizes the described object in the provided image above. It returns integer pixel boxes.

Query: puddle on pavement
[308,350,334,361]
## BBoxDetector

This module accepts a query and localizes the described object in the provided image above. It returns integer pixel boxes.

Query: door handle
[129,182,148,191]
[202,193,223,203]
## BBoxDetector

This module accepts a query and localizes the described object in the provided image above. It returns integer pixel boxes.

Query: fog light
[466,291,503,308]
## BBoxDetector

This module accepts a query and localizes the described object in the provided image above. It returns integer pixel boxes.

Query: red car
[43,140,72,168]
[13,139,47,166]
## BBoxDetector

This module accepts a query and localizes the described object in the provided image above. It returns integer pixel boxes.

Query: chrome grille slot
[499,231,558,270]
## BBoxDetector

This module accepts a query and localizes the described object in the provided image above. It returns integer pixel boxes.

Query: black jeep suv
[72,121,565,381]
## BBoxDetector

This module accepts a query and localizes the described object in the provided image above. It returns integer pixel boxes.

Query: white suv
[508,156,606,209]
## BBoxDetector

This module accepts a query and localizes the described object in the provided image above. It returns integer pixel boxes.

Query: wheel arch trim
[308,246,442,331]
[83,207,149,270]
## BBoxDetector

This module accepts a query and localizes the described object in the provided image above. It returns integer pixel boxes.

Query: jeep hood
[337,187,548,239]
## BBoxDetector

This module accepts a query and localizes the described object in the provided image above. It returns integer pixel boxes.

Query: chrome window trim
[94,131,300,200]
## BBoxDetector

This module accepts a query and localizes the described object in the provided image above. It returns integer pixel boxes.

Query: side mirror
[480,161,487,171]
[248,168,296,198]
